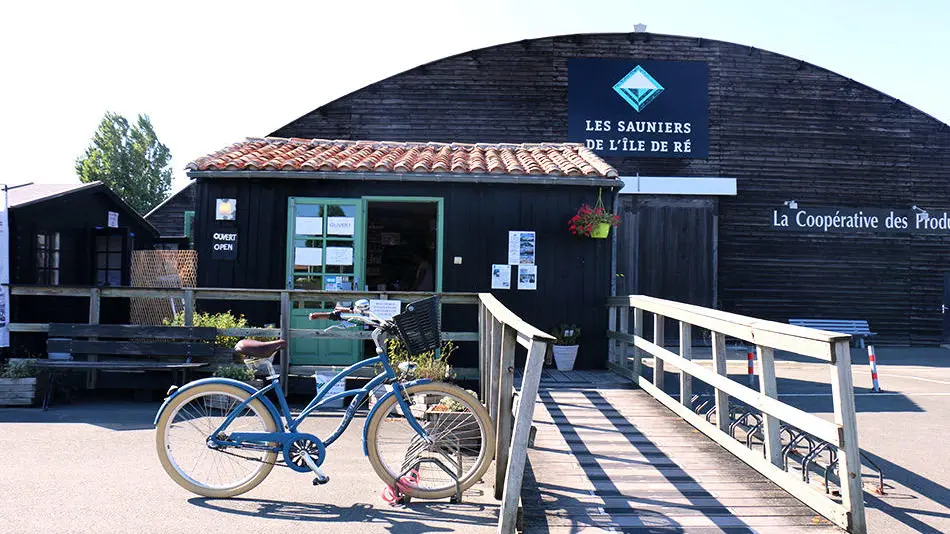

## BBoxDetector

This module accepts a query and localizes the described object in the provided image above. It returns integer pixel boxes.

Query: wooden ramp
[518,370,840,533]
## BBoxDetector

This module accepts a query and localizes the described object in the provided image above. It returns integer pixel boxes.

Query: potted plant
[569,189,620,239]
[424,389,483,451]
[0,359,39,407]
[550,324,581,371]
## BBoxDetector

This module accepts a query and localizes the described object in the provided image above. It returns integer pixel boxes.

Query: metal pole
[747,347,755,387]
[868,345,882,393]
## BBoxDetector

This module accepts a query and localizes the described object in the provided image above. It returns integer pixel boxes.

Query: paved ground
[669,345,950,534]
[0,402,498,534]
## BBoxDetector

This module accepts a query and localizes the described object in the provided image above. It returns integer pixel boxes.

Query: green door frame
[362,196,444,292]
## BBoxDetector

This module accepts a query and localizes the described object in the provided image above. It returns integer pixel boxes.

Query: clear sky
[2,0,947,197]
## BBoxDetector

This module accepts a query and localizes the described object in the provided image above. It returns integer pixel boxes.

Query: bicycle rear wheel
[155,383,278,497]
[365,382,495,500]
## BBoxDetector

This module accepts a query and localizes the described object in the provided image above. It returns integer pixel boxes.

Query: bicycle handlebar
[308,308,390,330]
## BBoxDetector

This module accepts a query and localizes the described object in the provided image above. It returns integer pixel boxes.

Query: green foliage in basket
[1,359,39,379]
[550,324,581,346]
[386,336,458,381]
[213,364,256,381]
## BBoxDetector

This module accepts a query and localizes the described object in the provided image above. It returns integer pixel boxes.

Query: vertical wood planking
[498,340,547,534]
[756,345,782,467]
[712,331,730,433]
[653,313,665,390]
[478,303,487,403]
[632,307,643,380]
[87,287,101,389]
[279,291,290,383]
[679,322,692,407]
[830,340,868,534]
[494,324,517,499]
[183,289,194,327]
[618,306,630,369]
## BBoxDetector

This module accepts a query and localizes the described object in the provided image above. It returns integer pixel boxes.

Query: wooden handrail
[607,295,867,534]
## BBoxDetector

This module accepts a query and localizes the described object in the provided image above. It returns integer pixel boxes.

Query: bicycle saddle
[234,339,287,359]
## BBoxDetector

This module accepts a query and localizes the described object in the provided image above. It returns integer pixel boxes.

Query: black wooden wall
[194,177,617,369]
[266,32,950,345]
[146,183,196,237]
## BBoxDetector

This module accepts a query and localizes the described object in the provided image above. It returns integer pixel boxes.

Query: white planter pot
[552,345,579,371]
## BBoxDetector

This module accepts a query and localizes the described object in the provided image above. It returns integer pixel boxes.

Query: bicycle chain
[214,448,290,469]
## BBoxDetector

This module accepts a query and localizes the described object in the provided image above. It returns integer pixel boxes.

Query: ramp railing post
[608,305,617,365]
[679,322,692,408]
[712,332,730,432]
[632,307,643,381]
[653,314,665,390]
[618,306,630,371]
[494,324,517,499]
[756,345,782,467]
[831,339,868,534]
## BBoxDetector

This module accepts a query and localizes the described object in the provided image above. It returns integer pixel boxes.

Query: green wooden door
[286,198,364,366]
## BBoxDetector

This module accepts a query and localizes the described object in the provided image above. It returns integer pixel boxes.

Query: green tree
[75,112,172,213]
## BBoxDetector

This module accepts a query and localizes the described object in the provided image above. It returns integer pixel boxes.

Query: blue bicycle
[154,296,494,501]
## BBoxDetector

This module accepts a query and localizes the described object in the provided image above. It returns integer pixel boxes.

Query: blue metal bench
[787,319,876,348]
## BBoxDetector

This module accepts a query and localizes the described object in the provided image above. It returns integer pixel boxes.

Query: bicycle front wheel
[155,383,278,498]
[366,382,495,499]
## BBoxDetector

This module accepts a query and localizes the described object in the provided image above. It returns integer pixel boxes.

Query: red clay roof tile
[186,137,618,179]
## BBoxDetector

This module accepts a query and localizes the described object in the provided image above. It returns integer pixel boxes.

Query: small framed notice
[491,264,511,289]
[369,299,402,321]
[107,211,118,228]
[517,265,537,290]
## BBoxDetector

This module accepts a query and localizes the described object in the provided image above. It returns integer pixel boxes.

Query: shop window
[95,233,125,286]
[184,210,195,245]
[36,232,61,285]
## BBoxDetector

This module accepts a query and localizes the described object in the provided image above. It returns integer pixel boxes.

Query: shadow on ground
[189,497,497,533]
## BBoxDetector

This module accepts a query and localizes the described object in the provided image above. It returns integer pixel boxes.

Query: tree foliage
[75,112,172,214]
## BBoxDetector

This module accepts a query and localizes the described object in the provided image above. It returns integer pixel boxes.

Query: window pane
[52,232,61,249]
[37,251,47,268]
[51,251,60,268]
[108,235,122,250]
[96,236,107,250]
[37,234,46,247]
[108,253,122,269]
[295,204,323,218]
[96,271,106,285]
[51,270,60,285]
[293,276,322,290]
[97,254,107,269]
[107,271,122,286]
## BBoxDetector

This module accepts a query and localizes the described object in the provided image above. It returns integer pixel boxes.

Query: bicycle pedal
[312,475,330,486]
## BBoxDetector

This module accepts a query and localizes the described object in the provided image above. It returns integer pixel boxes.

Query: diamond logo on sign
[612,65,664,112]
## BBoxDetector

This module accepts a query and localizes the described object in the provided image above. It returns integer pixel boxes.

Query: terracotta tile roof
[186,137,618,178]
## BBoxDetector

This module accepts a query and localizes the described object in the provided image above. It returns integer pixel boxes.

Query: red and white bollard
[868,345,882,393]
[747,348,755,387]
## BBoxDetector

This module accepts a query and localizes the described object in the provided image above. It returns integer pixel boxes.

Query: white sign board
[369,299,402,321]
[491,264,511,289]
[518,264,537,290]
[216,198,236,220]
[294,247,323,266]
[315,373,346,407]
[295,216,323,235]
[107,211,119,228]
[327,217,355,235]
[325,247,353,266]
[507,230,536,265]
[0,189,8,347]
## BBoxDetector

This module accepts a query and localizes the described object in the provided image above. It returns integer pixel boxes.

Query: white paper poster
[294,247,323,266]
[491,264,511,289]
[295,216,323,235]
[369,299,402,321]
[327,217,355,235]
[325,247,354,266]
[216,198,236,220]
[0,189,8,347]
[508,231,536,265]
[107,211,119,228]
[518,265,537,290]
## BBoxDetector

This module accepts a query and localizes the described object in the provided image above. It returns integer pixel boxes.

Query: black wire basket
[392,296,441,356]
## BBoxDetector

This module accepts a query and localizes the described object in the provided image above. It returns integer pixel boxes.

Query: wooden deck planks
[520,370,841,534]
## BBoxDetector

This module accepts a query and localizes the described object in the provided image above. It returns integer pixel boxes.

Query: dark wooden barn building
[9,182,160,353]
[178,30,950,362]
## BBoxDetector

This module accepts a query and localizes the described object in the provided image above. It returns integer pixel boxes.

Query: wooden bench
[787,319,876,348]
[36,324,219,410]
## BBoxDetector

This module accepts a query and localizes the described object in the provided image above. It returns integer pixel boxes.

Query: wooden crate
[0,378,37,406]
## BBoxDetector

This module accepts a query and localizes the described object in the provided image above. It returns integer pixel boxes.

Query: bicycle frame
[196,326,432,460]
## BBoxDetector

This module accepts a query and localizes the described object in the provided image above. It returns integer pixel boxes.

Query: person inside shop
[412,248,434,291]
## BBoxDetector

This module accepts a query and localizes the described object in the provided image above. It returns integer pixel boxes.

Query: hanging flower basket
[569,188,620,239]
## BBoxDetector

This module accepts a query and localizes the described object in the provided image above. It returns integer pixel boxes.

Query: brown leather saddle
[234,339,287,359]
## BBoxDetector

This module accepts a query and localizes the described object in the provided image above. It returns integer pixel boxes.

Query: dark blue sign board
[568,59,708,158]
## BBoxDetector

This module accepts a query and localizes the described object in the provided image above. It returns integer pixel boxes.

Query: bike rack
[393,425,465,504]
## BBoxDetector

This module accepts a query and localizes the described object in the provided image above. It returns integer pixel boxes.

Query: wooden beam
[608,306,618,365]
[183,289,194,326]
[87,287,100,390]
[618,306,630,374]
[498,340,547,534]
[479,293,555,344]
[679,322,692,408]
[756,345,782,468]
[632,308,643,381]
[653,314,665,390]
[830,340,868,534]
[494,324,517,499]
[712,331,730,433]
[489,317,502,422]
